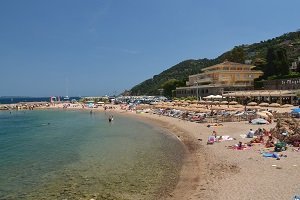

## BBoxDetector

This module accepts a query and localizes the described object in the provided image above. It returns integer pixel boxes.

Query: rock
[270,118,300,144]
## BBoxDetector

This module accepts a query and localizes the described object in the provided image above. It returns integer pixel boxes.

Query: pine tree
[276,48,289,75]
[264,47,277,77]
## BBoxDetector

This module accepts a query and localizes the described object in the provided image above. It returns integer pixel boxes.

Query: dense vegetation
[129,30,300,97]
[130,59,218,95]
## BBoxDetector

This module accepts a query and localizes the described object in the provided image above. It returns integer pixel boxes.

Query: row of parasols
[163,100,293,107]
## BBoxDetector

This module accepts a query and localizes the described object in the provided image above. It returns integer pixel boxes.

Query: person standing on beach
[213,130,217,137]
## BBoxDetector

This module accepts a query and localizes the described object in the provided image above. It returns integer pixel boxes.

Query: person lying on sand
[207,123,223,128]
[228,141,251,150]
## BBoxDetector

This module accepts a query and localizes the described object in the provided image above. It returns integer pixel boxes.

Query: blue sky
[0,0,299,97]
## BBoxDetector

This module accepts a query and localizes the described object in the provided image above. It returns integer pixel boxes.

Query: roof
[202,61,255,71]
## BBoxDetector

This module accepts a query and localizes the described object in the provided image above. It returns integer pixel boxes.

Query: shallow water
[0,110,184,199]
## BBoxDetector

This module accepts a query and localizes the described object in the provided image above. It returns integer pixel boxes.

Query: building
[263,77,300,90]
[222,90,298,105]
[176,61,263,99]
[289,56,300,72]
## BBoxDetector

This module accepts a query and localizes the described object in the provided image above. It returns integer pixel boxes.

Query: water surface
[0,110,184,199]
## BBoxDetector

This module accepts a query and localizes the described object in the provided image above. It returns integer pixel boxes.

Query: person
[237,141,243,150]
[265,136,275,148]
[250,135,264,143]
[246,129,255,138]
[262,128,268,136]
[213,130,217,138]
[254,128,263,136]
[212,130,219,142]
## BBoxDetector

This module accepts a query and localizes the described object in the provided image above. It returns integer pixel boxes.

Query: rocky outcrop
[270,118,300,144]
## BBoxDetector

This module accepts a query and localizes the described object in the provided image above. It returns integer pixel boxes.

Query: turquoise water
[0,110,184,200]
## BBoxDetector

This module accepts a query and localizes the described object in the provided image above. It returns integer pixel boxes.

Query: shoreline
[115,111,208,199]
[114,110,237,200]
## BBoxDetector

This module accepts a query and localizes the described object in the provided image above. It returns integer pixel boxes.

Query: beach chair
[207,136,215,145]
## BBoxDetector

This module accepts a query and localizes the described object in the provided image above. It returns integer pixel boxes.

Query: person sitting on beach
[254,128,263,136]
[237,141,244,150]
[265,136,275,148]
[250,135,264,144]
[262,128,269,136]
[246,129,255,138]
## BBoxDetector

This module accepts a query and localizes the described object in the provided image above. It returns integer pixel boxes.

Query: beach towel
[229,145,251,150]
[217,135,234,141]
[262,152,279,159]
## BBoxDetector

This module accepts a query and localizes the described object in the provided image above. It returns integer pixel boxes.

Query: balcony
[194,77,213,85]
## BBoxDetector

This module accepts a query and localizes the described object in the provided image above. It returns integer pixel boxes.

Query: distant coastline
[0,96,80,104]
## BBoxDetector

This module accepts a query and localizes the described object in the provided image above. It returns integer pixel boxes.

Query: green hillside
[129,30,300,96]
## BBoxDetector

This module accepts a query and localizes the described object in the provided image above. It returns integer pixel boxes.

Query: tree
[276,48,289,75]
[263,47,289,78]
[263,47,277,78]
[161,79,185,98]
[253,58,266,71]
[224,46,245,63]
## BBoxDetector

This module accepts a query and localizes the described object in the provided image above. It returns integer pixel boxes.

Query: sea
[0,97,81,104]
[0,110,185,200]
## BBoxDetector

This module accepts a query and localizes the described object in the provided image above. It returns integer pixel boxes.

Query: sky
[0,0,300,97]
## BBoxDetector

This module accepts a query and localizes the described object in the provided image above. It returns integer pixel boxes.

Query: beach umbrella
[247,102,258,106]
[211,101,220,105]
[229,101,238,105]
[291,108,300,113]
[262,110,273,116]
[269,103,281,107]
[259,102,269,107]
[281,104,293,108]
[256,111,272,118]
[251,118,269,125]
[203,95,215,99]
[220,101,228,105]
[214,95,223,99]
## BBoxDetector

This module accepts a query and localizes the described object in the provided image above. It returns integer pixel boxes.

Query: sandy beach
[107,106,300,200]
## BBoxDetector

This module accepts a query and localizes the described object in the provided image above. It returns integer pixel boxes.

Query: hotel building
[176,61,263,99]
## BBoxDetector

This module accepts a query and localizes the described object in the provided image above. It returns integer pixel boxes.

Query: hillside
[129,30,300,96]
[129,59,219,95]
